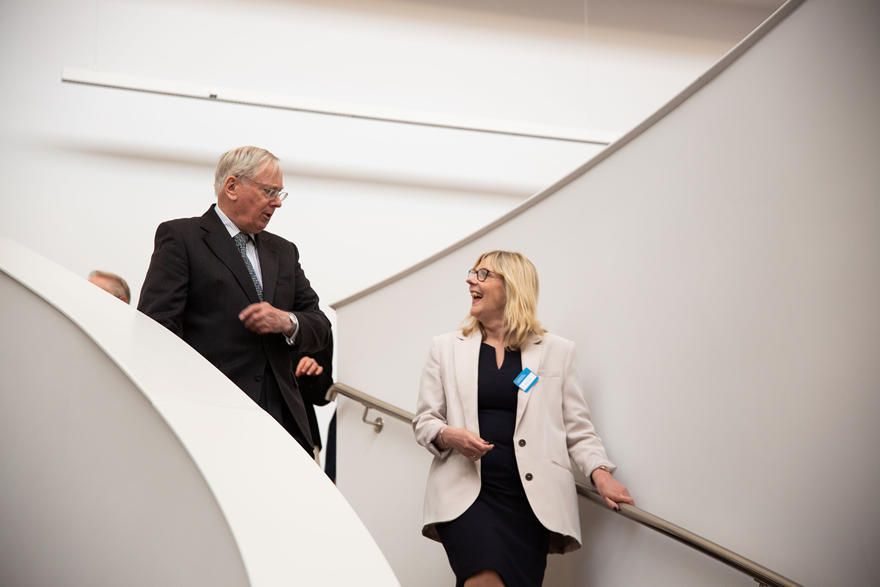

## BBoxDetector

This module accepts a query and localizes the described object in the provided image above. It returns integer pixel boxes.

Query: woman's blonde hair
[462,250,546,350]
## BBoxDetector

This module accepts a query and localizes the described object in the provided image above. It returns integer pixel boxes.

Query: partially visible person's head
[215,146,285,234]
[462,250,545,349]
[88,270,131,304]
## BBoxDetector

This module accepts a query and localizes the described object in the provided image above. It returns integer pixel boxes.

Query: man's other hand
[295,356,324,377]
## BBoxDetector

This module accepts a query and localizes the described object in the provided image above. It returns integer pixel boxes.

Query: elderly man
[138,146,331,454]
[88,270,130,303]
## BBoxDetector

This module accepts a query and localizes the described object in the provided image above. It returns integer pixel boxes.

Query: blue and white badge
[514,368,539,393]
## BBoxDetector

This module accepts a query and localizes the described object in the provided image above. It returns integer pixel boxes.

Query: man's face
[226,161,284,234]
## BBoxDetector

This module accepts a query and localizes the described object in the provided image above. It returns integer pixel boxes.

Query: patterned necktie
[233,232,263,301]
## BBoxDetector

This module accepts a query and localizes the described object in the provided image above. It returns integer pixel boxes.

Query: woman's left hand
[591,468,635,511]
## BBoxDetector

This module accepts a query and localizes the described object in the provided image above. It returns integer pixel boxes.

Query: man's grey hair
[214,146,280,197]
[88,270,131,303]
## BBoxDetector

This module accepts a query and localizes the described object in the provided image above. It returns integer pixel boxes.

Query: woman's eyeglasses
[467,268,497,282]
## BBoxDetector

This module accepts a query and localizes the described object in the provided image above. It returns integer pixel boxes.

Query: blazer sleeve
[137,221,189,338]
[561,342,617,479]
[413,336,452,459]
[287,243,331,355]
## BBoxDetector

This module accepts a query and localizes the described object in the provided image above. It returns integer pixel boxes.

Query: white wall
[0,0,773,306]
[333,1,880,585]
[0,0,775,451]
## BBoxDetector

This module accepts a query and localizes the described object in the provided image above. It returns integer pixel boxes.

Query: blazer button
[518,439,526,447]
[255,373,263,382]
[525,473,533,481]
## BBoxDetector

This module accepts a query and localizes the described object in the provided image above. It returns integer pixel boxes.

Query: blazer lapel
[256,233,279,304]
[200,207,261,304]
[515,333,544,429]
[454,330,482,434]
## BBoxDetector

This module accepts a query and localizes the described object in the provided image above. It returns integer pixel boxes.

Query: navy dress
[436,343,550,587]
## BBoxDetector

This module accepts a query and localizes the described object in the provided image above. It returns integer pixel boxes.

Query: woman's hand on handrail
[436,426,494,461]
[591,468,635,512]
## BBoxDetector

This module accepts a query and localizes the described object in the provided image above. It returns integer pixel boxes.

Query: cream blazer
[413,330,616,554]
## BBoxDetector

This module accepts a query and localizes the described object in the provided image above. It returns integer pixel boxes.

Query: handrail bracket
[362,406,384,433]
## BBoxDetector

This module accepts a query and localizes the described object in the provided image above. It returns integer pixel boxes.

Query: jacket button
[518,439,526,447]
[525,473,533,481]
[255,373,263,382]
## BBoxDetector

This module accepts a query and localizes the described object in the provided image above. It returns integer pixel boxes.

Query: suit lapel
[200,207,261,304]
[515,334,544,429]
[454,330,482,433]
[256,233,279,304]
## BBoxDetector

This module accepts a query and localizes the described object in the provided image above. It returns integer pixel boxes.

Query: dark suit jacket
[138,205,331,446]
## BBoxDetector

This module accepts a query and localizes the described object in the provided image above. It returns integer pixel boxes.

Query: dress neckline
[481,341,517,371]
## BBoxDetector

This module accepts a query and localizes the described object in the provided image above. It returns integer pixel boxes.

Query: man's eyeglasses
[239,176,288,202]
[467,268,497,282]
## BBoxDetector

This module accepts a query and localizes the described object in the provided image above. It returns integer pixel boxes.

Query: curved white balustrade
[0,237,398,587]
[331,1,880,585]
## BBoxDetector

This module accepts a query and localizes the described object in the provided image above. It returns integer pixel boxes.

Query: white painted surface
[0,0,772,454]
[335,397,442,586]
[0,238,399,586]
[334,1,880,585]
[0,0,766,307]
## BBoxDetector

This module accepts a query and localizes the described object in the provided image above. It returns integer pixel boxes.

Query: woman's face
[467,261,506,324]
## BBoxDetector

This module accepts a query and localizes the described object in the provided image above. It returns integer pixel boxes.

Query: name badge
[514,368,539,393]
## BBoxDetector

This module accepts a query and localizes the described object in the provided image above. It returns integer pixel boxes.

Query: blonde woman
[413,250,633,587]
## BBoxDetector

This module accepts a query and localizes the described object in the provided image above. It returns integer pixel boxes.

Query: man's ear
[224,175,238,200]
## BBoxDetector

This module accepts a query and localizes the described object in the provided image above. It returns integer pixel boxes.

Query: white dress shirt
[214,205,298,344]
[215,205,262,287]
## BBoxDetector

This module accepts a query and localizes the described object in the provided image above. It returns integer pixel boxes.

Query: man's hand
[295,355,324,377]
[239,302,293,336]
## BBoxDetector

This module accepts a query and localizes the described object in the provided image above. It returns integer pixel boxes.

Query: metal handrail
[327,382,802,587]
[327,382,414,423]
[573,484,799,587]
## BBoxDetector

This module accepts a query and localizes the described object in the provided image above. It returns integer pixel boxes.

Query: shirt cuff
[284,312,299,345]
